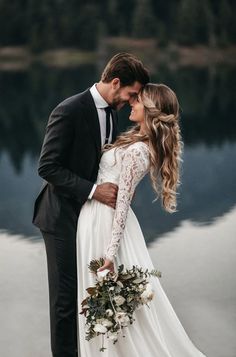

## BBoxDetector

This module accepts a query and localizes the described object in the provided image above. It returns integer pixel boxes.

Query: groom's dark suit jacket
[32,88,118,234]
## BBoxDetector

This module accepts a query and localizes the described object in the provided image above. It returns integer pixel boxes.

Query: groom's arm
[38,103,94,204]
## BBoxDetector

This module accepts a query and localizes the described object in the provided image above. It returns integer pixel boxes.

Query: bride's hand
[97,259,114,273]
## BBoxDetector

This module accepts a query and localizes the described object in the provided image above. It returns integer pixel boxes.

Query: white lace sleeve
[104,142,150,261]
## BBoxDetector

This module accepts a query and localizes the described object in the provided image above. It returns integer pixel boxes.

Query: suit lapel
[81,89,118,148]
[81,89,101,152]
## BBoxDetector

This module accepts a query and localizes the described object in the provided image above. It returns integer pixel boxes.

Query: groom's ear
[111,78,121,90]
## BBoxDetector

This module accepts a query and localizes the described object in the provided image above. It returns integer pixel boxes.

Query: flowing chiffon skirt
[77,199,206,357]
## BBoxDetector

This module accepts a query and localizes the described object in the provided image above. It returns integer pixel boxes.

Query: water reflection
[0,64,97,172]
[1,206,236,357]
[0,64,235,239]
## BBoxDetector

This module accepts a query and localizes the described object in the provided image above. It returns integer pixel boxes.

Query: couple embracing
[33,53,206,357]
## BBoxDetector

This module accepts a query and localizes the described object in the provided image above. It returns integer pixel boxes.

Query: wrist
[104,254,114,262]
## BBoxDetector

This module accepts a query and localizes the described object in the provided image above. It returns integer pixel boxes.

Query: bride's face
[129,96,145,123]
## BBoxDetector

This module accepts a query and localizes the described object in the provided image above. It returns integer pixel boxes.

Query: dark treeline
[0,0,235,52]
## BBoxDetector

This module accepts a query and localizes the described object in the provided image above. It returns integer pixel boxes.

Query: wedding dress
[77,141,206,357]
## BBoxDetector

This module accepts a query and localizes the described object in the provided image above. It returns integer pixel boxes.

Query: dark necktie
[104,106,112,145]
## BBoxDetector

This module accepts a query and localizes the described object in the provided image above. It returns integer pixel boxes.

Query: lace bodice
[96,141,150,261]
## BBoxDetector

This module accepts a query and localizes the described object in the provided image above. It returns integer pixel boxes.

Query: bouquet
[80,258,161,352]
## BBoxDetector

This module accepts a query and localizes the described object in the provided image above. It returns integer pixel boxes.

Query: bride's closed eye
[131,95,140,105]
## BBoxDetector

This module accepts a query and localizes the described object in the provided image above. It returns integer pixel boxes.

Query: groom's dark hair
[101,52,149,86]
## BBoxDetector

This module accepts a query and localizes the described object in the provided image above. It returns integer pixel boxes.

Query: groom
[32,53,149,357]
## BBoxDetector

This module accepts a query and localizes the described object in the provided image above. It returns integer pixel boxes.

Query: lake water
[0,62,236,356]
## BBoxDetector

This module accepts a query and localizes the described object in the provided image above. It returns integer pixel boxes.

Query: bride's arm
[104,143,150,262]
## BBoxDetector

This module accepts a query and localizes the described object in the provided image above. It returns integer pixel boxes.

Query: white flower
[93,324,107,334]
[117,280,124,288]
[115,312,130,326]
[113,295,126,306]
[96,269,110,281]
[140,283,154,303]
[101,318,113,328]
[107,331,118,341]
[106,309,114,317]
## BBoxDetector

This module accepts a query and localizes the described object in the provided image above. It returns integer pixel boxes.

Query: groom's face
[110,79,142,110]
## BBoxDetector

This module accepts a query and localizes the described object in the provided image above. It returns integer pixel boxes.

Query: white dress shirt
[88,83,113,199]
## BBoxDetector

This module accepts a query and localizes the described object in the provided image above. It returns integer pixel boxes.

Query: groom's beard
[110,94,128,111]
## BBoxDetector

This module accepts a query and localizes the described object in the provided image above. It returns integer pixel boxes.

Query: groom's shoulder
[54,88,92,114]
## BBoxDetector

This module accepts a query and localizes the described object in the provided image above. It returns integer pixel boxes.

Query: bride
[76,83,206,356]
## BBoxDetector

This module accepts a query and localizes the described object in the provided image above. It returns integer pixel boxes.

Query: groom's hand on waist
[92,183,118,209]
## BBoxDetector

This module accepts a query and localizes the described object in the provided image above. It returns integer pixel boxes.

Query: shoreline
[0,40,236,70]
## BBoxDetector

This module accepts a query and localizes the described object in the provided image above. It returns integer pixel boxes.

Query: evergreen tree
[176,0,214,46]
[132,0,157,38]
[176,0,198,45]
[117,0,136,35]
[0,0,27,45]
[27,0,50,52]
[107,0,121,36]
[206,0,216,47]
[0,0,234,50]
[77,4,100,50]
[218,0,231,46]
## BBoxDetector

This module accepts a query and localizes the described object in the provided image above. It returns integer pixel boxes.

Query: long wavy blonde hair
[104,83,183,213]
